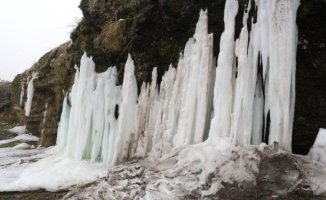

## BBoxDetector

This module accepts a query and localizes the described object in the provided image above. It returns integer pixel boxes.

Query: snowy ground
[0,125,108,193]
[0,147,108,192]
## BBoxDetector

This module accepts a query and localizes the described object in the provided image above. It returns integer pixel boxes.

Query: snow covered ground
[0,146,108,192]
[0,126,108,192]
[0,134,38,146]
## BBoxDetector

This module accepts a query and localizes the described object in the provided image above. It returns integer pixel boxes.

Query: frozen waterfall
[55,0,299,166]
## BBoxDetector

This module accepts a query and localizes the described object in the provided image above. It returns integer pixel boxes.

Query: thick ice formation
[309,128,326,165]
[55,0,300,164]
[133,10,214,159]
[0,0,302,192]
[208,0,299,151]
[113,54,138,164]
[57,54,122,165]
[24,72,38,117]
[208,0,238,142]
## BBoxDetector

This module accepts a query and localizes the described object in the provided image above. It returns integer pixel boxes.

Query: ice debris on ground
[0,134,39,146]
[309,128,326,165]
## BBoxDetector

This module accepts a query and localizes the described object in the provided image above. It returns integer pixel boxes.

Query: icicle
[133,83,150,158]
[251,75,264,145]
[19,82,25,106]
[25,72,38,116]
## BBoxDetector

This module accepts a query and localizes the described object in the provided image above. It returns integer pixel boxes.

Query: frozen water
[25,72,38,117]
[8,125,28,135]
[0,134,39,146]
[308,128,326,165]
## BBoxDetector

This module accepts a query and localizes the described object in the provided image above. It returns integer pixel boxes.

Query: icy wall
[56,0,300,165]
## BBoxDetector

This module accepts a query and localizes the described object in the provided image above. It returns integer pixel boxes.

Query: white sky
[0,0,82,81]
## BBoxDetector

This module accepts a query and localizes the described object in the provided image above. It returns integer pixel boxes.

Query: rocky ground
[64,144,326,200]
[0,191,67,200]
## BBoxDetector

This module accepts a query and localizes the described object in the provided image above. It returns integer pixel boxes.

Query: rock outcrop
[0,80,13,121]
[9,0,326,152]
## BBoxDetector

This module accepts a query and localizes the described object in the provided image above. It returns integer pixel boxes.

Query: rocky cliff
[10,0,326,153]
[0,81,11,119]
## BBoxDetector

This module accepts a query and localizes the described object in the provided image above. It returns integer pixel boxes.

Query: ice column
[208,0,238,142]
[132,10,214,158]
[113,54,138,164]
[255,0,300,151]
[207,0,299,151]
[19,82,25,106]
[56,96,71,149]
[58,53,122,164]
[173,9,214,147]
[25,72,38,116]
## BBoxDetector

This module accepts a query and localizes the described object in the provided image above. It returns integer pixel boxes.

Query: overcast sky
[0,0,82,81]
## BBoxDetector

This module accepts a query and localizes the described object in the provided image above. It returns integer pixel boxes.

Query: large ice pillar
[113,54,138,164]
[173,9,214,147]
[25,72,38,116]
[102,68,121,165]
[264,0,299,151]
[255,0,300,151]
[207,0,299,151]
[208,0,238,142]
[57,53,122,164]
[132,10,214,158]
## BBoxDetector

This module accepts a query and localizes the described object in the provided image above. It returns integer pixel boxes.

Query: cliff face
[10,0,325,153]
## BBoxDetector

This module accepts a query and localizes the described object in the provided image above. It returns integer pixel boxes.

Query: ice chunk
[8,126,28,135]
[309,128,326,165]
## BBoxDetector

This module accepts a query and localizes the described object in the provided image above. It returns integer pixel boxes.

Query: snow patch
[0,134,39,146]
[8,125,28,135]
